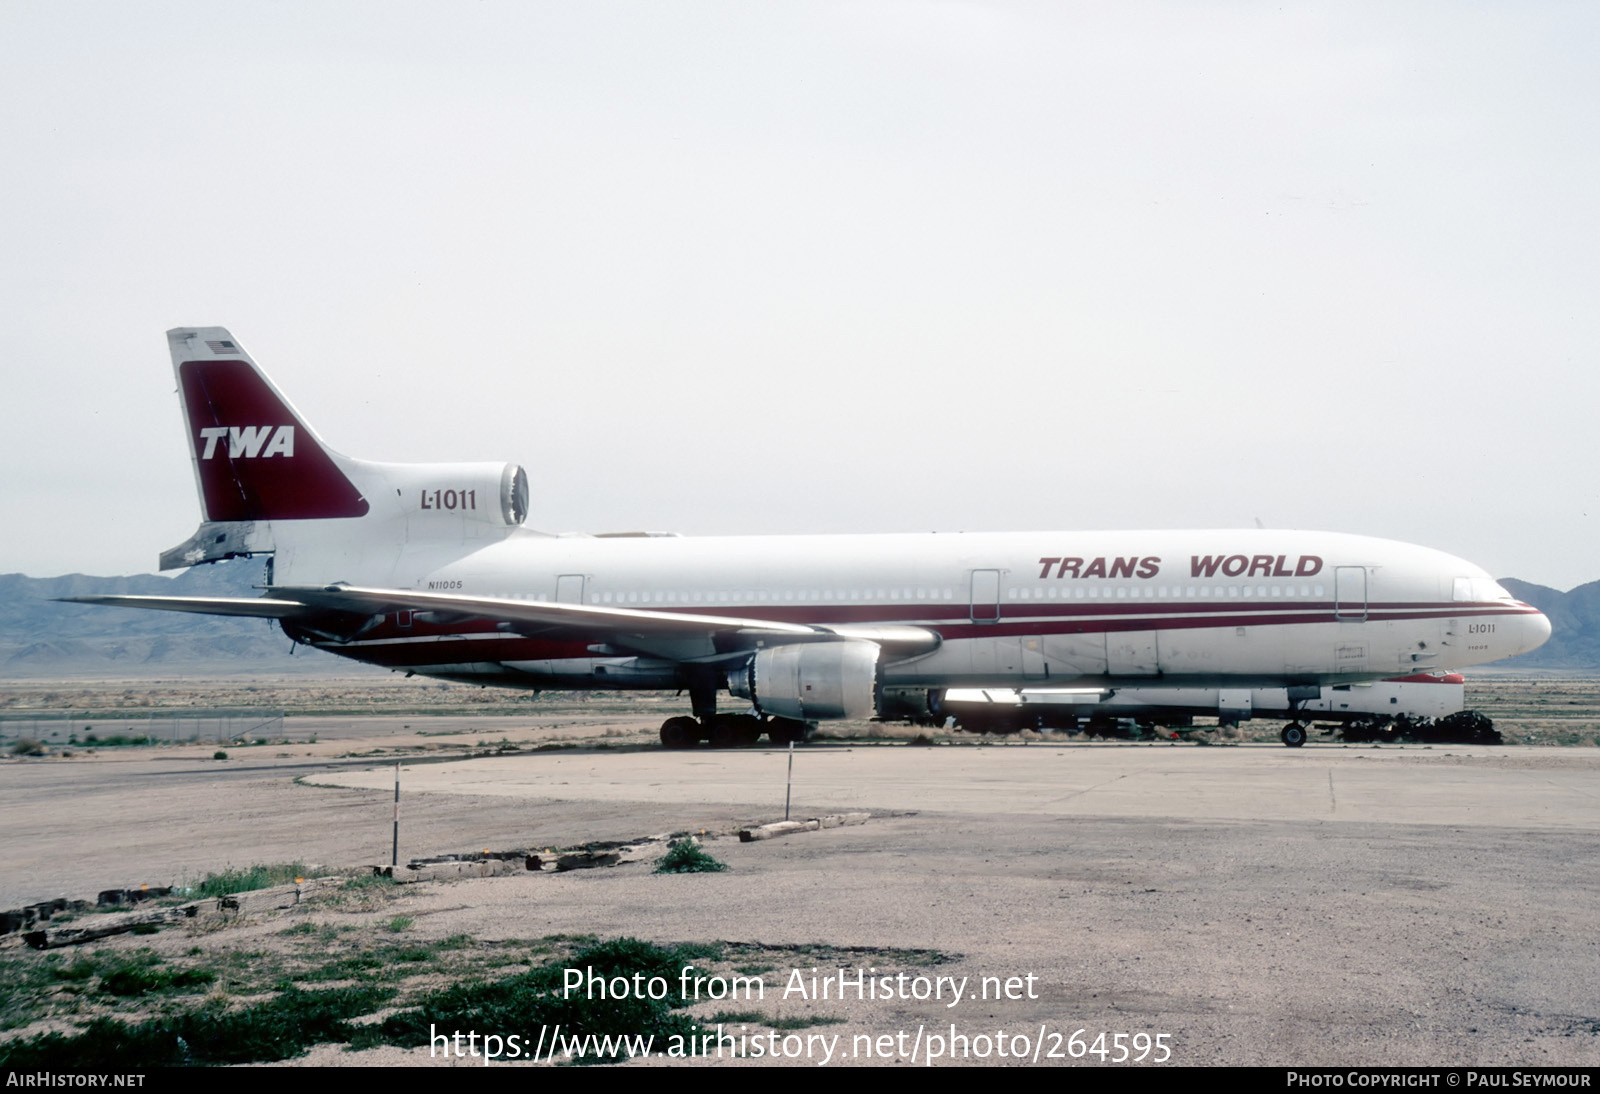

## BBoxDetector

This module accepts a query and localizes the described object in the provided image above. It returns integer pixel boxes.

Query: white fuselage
[280,525,1550,692]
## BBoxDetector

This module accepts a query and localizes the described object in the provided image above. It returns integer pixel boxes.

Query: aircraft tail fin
[161,327,530,573]
[169,328,369,524]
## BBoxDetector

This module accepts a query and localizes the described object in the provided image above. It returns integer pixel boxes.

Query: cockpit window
[1477,579,1514,601]
[1454,577,1513,602]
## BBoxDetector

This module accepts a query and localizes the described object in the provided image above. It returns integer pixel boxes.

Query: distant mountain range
[1,565,1591,677]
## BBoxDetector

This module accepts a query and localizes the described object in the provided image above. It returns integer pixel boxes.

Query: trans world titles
[1035,554,1325,580]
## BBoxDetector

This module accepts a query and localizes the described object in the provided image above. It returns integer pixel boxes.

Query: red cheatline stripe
[327,600,1538,638]
[327,603,1537,641]
[315,604,1539,666]
[534,600,1536,625]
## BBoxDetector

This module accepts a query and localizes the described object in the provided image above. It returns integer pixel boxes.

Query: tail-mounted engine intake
[728,640,880,721]
[501,464,530,526]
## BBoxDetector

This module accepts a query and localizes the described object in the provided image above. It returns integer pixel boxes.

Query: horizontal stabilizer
[55,595,319,620]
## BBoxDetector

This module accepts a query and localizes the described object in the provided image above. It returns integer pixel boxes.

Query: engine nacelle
[728,640,880,721]
[366,460,530,530]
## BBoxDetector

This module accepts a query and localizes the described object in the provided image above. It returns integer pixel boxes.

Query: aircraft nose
[1516,608,1552,656]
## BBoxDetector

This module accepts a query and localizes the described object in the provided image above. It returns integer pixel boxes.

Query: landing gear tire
[1281,723,1308,748]
[660,717,699,750]
[766,717,811,745]
[734,718,763,748]
[708,714,762,749]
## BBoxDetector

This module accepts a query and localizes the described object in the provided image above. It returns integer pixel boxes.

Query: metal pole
[392,762,400,867]
[784,741,794,821]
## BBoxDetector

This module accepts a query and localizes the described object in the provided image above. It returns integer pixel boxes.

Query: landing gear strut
[1281,688,1315,749]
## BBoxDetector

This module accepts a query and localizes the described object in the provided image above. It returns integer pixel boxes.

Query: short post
[391,762,400,867]
[784,741,794,821]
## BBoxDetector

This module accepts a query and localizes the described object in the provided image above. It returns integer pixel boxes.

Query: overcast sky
[2,2,1595,589]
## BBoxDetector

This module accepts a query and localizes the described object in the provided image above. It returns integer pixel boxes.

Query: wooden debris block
[820,812,871,829]
[392,861,504,884]
[739,813,871,842]
[25,905,195,949]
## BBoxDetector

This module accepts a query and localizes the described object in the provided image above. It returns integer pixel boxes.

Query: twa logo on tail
[173,341,368,521]
[197,425,295,459]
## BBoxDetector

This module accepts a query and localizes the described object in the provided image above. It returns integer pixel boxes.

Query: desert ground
[1,671,1598,1067]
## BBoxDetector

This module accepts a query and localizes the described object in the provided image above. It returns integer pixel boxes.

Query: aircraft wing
[58,586,941,660]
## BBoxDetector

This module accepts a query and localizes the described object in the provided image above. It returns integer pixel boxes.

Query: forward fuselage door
[1335,566,1367,621]
[970,569,1001,623]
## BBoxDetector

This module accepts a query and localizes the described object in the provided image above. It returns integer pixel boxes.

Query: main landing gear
[1280,722,1308,748]
[658,674,811,749]
[657,713,813,749]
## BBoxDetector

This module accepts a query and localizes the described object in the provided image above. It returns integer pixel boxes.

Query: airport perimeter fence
[0,709,287,748]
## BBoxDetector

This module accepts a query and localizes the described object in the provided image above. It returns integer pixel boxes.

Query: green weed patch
[654,840,727,874]
[0,985,392,1068]
[0,923,943,1067]
[189,863,308,899]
